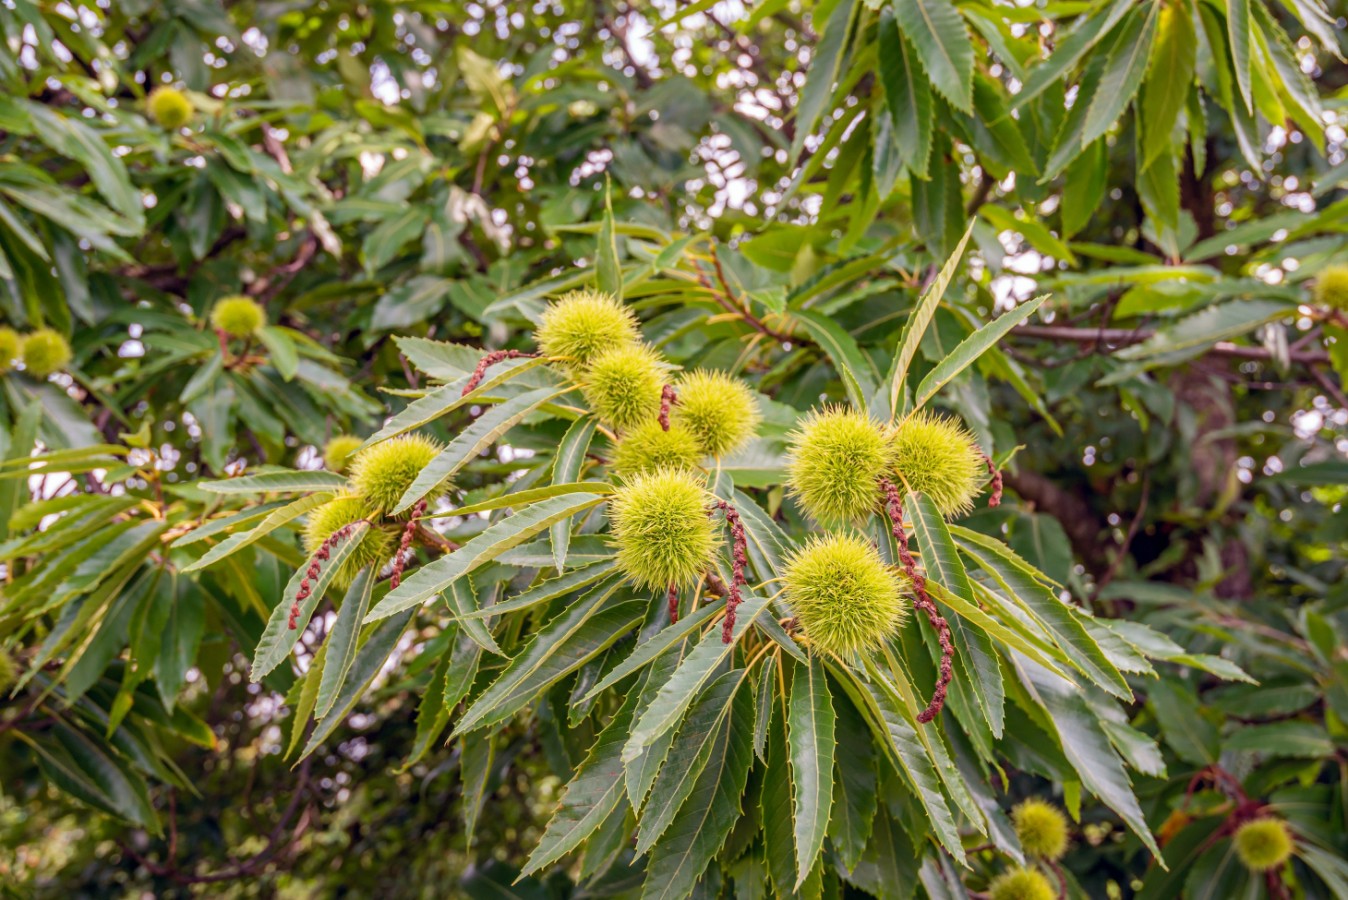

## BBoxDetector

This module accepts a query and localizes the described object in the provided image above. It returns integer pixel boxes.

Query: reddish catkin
[711,500,749,643]
[983,452,1003,508]
[658,384,678,431]
[390,499,428,590]
[290,523,357,630]
[667,583,679,624]
[462,350,536,397]
[879,477,954,723]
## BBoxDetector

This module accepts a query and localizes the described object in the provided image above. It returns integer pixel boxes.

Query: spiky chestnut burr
[1234,818,1294,873]
[988,867,1056,900]
[781,532,907,657]
[611,419,703,477]
[21,328,71,378]
[582,343,667,431]
[210,295,266,339]
[148,86,193,129]
[348,433,442,514]
[1012,799,1070,860]
[890,410,986,518]
[535,289,641,372]
[609,469,719,592]
[671,370,760,457]
[786,407,891,525]
[322,435,364,473]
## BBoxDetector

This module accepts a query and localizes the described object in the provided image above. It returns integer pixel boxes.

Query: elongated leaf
[828,690,877,871]
[637,668,751,854]
[1228,0,1253,113]
[316,569,376,718]
[1013,0,1136,109]
[550,416,597,571]
[952,525,1131,699]
[762,690,796,898]
[906,492,1004,737]
[1140,1,1197,168]
[1015,657,1162,860]
[583,598,723,702]
[791,0,856,162]
[893,0,974,112]
[366,493,608,621]
[849,670,966,864]
[200,470,349,494]
[461,559,618,621]
[182,492,334,572]
[251,522,371,681]
[299,609,416,760]
[887,221,974,417]
[363,356,554,450]
[641,671,754,900]
[1082,3,1160,146]
[879,10,933,179]
[597,183,622,298]
[455,585,641,734]
[521,682,640,877]
[623,593,771,763]
[910,294,1048,410]
[394,386,569,513]
[432,481,613,520]
[792,308,877,409]
[788,656,835,886]
[1114,299,1289,360]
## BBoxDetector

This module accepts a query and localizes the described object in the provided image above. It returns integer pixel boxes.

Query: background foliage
[1,0,1347,897]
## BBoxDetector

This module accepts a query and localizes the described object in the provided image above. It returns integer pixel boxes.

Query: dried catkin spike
[879,476,954,724]
[462,349,536,396]
[304,496,393,587]
[712,499,749,643]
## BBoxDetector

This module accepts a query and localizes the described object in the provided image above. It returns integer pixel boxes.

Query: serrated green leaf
[315,569,376,718]
[182,492,334,572]
[521,680,640,877]
[640,670,754,900]
[623,593,771,763]
[788,656,835,887]
[878,10,933,179]
[887,221,974,418]
[910,294,1047,413]
[393,386,570,513]
[636,668,752,855]
[1081,2,1160,146]
[550,416,597,571]
[251,522,371,681]
[454,582,641,734]
[893,0,974,112]
[199,470,349,494]
[366,493,608,622]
